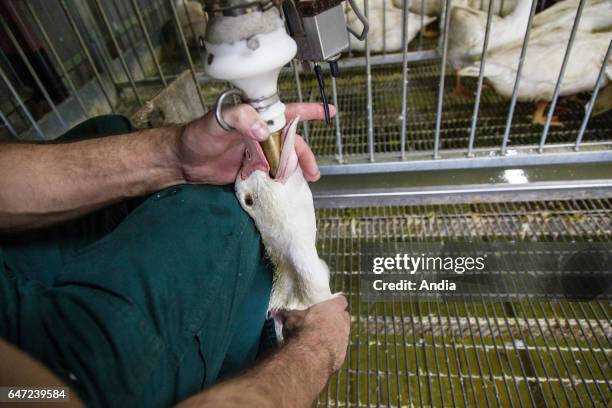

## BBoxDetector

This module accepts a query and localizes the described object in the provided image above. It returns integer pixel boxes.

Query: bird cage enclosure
[2,0,611,171]
[0,0,610,407]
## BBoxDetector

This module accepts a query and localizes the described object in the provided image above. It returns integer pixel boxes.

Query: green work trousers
[0,115,273,407]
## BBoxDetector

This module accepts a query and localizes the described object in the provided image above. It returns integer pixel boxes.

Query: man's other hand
[178,103,335,185]
[280,295,350,373]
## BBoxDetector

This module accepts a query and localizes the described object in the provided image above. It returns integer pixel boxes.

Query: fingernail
[250,121,269,140]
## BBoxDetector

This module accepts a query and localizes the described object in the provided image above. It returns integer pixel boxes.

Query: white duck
[347,0,437,53]
[392,0,518,17]
[448,0,532,96]
[459,28,612,125]
[235,116,334,331]
[532,0,612,33]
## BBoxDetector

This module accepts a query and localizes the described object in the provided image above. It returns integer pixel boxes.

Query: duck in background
[448,0,532,97]
[531,0,612,32]
[346,0,436,53]
[175,0,207,49]
[392,0,518,17]
[591,84,612,118]
[458,0,612,127]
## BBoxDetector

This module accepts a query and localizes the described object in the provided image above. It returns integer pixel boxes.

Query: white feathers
[459,30,612,102]
[458,0,612,102]
[448,0,532,69]
[346,0,436,53]
[392,0,518,17]
[235,119,333,313]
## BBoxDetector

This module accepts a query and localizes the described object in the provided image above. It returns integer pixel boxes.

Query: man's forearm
[0,127,185,232]
[177,338,333,408]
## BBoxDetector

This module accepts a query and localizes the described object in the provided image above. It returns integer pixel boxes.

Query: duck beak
[275,115,300,184]
[240,116,300,182]
[240,138,270,180]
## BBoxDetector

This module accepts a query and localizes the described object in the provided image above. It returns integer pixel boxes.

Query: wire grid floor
[315,199,612,407]
[272,60,612,160]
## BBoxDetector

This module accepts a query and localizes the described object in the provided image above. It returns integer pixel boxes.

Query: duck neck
[507,0,533,25]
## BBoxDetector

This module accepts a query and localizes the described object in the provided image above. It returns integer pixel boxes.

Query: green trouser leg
[0,116,272,407]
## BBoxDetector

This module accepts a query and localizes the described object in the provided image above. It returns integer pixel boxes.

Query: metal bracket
[346,0,368,41]
[214,88,244,131]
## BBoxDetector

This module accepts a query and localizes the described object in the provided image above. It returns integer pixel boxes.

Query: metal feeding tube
[203,1,296,177]
[246,92,284,177]
[204,0,365,177]
[215,87,286,176]
[261,130,283,177]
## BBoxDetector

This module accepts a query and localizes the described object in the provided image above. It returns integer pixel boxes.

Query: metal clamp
[346,0,369,41]
[214,88,244,131]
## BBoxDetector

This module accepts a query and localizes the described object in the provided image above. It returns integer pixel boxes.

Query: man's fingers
[295,136,320,182]
[222,104,270,141]
[285,103,336,122]
[327,294,348,311]
[218,104,324,182]
[218,103,335,142]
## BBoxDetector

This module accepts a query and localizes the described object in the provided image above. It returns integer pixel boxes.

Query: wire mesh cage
[316,200,611,407]
[1,0,610,170]
[0,1,610,406]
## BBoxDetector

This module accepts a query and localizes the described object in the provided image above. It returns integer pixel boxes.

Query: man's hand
[178,103,335,185]
[0,103,333,232]
[177,295,351,408]
[280,295,351,373]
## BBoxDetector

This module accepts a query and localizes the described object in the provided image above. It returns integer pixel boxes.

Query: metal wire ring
[214,88,244,131]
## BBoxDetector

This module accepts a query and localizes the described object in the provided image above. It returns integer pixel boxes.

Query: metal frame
[319,144,612,175]
[314,179,612,208]
[0,0,609,177]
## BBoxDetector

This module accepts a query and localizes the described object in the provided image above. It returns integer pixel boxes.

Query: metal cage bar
[24,0,88,117]
[0,13,67,131]
[93,0,143,106]
[110,0,147,78]
[575,40,612,151]
[3,0,608,168]
[364,0,375,162]
[500,0,538,155]
[58,0,115,113]
[130,0,167,86]
[168,0,208,112]
[331,75,343,162]
[538,0,587,152]
[0,110,17,138]
[400,0,410,159]
[179,0,206,70]
[433,0,452,159]
[0,64,44,139]
[467,0,495,157]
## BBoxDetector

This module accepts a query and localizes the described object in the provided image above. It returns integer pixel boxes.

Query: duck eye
[244,193,254,207]
[245,149,251,160]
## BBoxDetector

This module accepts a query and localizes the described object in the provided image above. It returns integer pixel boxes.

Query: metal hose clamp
[214,88,244,131]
